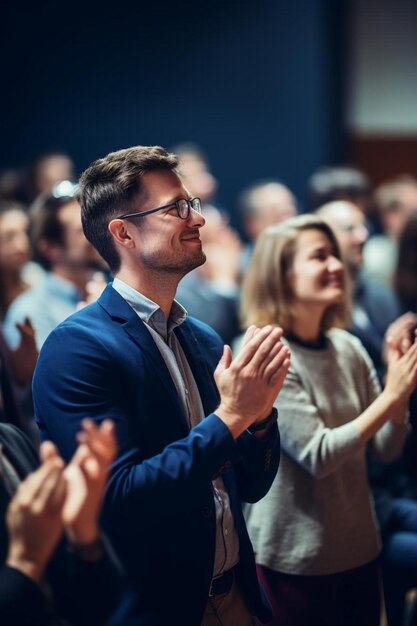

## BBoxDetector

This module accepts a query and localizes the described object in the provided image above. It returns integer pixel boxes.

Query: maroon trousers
[255,559,381,626]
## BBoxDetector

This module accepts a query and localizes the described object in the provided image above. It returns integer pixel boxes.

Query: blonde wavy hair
[240,214,350,333]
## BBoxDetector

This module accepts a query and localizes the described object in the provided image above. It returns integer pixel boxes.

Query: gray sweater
[245,328,408,576]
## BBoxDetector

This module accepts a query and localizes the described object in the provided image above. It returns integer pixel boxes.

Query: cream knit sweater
[245,329,408,575]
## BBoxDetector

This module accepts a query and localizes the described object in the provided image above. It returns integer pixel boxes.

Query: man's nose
[188,208,206,228]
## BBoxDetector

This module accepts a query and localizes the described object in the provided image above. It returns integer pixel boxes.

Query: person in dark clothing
[0,419,124,625]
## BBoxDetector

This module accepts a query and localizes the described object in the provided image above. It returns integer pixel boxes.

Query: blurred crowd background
[1,0,417,425]
[0,0,417,406]
[1,1,417,622]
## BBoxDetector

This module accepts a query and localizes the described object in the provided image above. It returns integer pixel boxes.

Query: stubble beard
[141,247,207,278]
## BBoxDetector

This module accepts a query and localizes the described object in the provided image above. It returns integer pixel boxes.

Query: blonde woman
[242,215,417,626]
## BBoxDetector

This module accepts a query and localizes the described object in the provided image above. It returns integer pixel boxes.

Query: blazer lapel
[98,286,188,432]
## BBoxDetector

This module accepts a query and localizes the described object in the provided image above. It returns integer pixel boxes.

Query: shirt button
[225,529,229,536]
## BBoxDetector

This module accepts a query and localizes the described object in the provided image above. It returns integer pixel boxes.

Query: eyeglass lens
[177,198,202,218]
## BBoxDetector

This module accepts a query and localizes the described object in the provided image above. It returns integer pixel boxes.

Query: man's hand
[5,446,67,583]
[61,419,117,550]
[214,325,290,438]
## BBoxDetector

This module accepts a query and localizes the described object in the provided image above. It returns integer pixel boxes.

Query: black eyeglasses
[116,197,202,221]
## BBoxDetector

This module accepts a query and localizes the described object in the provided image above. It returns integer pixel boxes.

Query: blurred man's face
[0,209,30,272]
[58,200,104,270]
[179,154,217,204]
[35,155,74,195]
[382,185,417,241]
[320,202,368,274]
[246,183,297,241]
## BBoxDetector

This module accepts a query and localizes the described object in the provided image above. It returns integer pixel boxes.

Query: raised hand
[5,447,67,582]
[62,419,117,547]
[384,312,417,364]
[214,325,290,438]
[385,338,417,407]
[10,316,38,385]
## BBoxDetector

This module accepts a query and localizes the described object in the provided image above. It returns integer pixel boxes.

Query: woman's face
[289,228,344,309]
[0,210,30,272]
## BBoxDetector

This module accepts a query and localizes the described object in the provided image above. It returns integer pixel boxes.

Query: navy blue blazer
[33,284,279,625]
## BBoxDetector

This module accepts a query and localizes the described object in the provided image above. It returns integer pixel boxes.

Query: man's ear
[108,219,136,249]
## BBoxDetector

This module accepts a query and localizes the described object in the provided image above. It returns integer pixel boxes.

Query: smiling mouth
[181,231,201,243]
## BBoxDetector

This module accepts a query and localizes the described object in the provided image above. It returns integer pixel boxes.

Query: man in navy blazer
[32,145,290,625]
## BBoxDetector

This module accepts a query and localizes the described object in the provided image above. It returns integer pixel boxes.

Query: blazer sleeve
[33,323,245,521]
[233,423,280,503]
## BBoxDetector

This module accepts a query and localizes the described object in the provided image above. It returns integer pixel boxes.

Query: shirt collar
[112,277,187,339]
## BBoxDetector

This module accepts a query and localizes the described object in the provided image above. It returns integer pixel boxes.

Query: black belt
[209,568,235,597]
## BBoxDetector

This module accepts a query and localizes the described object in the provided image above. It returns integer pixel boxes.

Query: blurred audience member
[0,202,31,316]
[0,203,39,396]
[367,445,417,626]
[4,181,107,352]
[0,419,124,625]
[237,180,297,270]
[27,152,75,204]
[0,317,39,449]
[0,325,24,430]
[318,202,417,626]
[394,210,417,315]
[364,176,417,287]
[0,201,45,319]
[391,210,417,495]
[0,152,75,208]
[173,142,218,205]
[307,165,371,214]
[176,205,242,343]
[242,215,415,626]
[174,143,242,342]
[0,169,28,206]
[317,201,401,381]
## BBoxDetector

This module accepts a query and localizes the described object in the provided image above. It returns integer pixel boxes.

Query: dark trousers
[254,560,381,626]
[382,498,417,626]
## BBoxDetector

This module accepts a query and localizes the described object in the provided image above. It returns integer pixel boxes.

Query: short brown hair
[78,145,179,272]
[240,214,349,334]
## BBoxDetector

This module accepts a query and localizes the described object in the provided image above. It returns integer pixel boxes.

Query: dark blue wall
[1,0,345,214]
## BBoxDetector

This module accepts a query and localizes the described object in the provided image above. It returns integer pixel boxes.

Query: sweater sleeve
[276,365,363,479]
[371,420,410,462]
